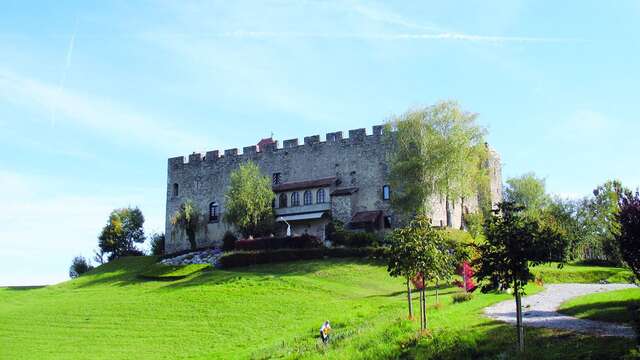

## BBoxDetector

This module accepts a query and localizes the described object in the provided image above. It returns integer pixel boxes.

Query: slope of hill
[0,257,635,359]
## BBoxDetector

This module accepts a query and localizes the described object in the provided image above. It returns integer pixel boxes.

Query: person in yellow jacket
[320,320,331,344]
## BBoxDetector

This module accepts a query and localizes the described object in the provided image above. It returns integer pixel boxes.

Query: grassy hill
[0,257,636,359]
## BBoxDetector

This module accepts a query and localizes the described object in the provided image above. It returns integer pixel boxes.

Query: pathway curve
[484,283,637,338]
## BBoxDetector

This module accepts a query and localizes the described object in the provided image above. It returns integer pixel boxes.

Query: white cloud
[0,67,211,154]
[550,109,619,140]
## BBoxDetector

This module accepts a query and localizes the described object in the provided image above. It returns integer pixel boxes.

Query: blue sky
[1,1,639,285]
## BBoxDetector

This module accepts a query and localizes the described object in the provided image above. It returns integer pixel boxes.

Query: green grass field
[559,288,640,325]
[0,257,636,359]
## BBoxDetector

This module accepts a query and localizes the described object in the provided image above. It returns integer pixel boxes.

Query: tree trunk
[422,278,428,329]
[186,229,197,250]
[460,197,466,230]
[445,195,453,228]
[515,283,524,352]
[406,278,414,319]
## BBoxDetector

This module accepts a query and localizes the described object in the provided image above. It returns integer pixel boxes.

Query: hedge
[218,247,387,269]
[235,234,322,251]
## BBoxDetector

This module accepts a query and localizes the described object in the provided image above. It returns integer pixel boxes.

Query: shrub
[218,247,386,269]
[69,256,94,278]
[463,212,484,239]
[452,292,474,303]
[149,233,165,256]
[234,234,322,251]
[346,231,378,248]
[222,231,238,252]
[326,220,348,246]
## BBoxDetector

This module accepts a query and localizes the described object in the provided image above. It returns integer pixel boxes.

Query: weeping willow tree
[385,100,490,227]
[171,199,203,251]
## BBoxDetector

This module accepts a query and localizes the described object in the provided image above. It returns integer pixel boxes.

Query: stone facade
[165,125,502,254]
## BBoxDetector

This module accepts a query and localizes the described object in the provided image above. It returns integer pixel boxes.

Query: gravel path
[484,283,637,338]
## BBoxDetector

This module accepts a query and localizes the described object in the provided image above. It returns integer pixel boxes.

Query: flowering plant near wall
[454,261,477,292]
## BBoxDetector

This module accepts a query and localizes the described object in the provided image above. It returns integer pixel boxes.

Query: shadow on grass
[3,285,47,291]
[159,257,374,291]
[407,320,635,360]
[560,300,640,324]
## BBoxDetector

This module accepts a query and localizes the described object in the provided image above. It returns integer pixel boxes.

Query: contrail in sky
[51,18,77,127]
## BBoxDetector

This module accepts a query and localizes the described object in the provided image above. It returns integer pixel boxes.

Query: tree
[69,256,94,278]
[98,207,146,261]
[475,202,568,352]
[504,172,550,218]
[149,232,165,256]
[387,215,455,330]
[616,189,640,281]
[171,200,203,251]
[223,161,275,238]
[577,180,625,264]
[386,100,489,227]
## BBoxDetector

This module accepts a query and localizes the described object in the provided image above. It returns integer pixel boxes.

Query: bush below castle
[234,234,322,251]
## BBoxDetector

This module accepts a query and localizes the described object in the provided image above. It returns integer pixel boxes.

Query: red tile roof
[272,177,337,192]
[257,138,276,152]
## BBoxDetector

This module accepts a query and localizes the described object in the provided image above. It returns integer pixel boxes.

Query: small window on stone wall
[291,192,300,207]
[172,183,179,197]
[209,202,219,222]
[272,172,281,185]
[382,185,390,200]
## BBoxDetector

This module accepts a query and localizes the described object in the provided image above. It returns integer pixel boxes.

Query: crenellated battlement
[168,125,393,167]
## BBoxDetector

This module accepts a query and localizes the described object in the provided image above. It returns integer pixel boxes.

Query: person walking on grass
[320,320,332,344]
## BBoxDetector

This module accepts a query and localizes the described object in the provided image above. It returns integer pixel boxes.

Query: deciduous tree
[475,202,568,352]
[98,207,146,261]
[171,200,203,251]
[386,100,489,227]
[223,161,275,238]
[616,189,640,281]
[69,256,93,278]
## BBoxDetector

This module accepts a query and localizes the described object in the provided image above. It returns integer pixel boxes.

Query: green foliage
[463,211,485,239]
[171,199,203,251]
[385,100,488,225]
[504,172,551,217]
[149,233,165,256]
[223,161,275,237]
[475,202,569,295]
[617,189,640,281]
[68,256,93,278]
[452,292,474,303]
[98,207,146,261]
[221,231,238,252]
[140,263,211,280]
[218,247,386,269]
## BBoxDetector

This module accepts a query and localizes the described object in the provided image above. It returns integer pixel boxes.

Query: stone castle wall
[165,125,502,253]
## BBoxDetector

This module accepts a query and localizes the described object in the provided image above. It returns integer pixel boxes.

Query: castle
[165,125,503,254]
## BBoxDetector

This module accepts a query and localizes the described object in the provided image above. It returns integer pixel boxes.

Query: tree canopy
[385,100,488,226]
[223,161,275,238]
[616,189,640,281]
[98,207,146,261]
[69,256,93,278]
[171,199,203,251]
[504,172,550,217]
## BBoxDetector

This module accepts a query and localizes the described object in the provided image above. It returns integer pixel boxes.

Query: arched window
[279,193,288,208]
[172,183,179,197]
[209,202,219,222]
[382,185,390,200]
[291,192,300,207]
[316,189,326,204]
[303,190,313,205]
